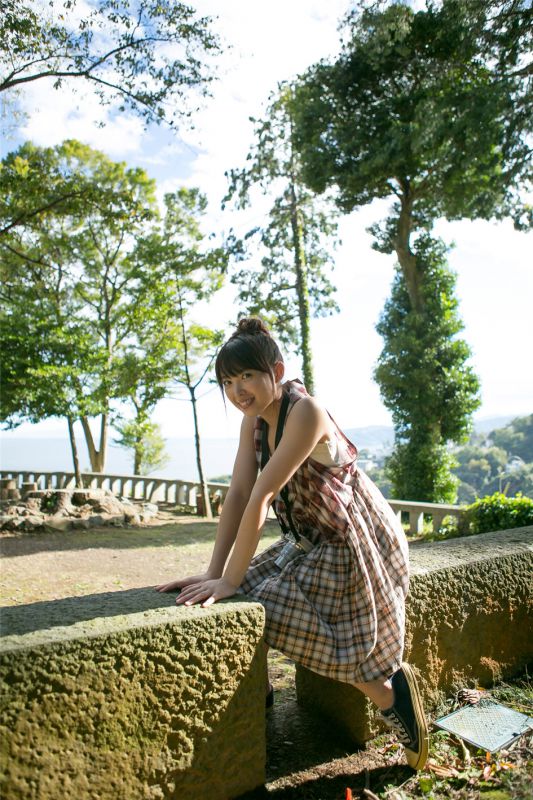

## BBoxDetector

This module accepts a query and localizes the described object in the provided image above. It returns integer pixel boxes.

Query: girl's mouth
[238,397,254,410]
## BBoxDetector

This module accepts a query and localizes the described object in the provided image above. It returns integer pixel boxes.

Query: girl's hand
[175,577,238,608]
[156,572,217,594]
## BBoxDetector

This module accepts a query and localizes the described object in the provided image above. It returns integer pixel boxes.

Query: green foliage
[0,142,228,474]
[114,419,169,475]
[460,492,533,535]
[490,414,533,463]
[452,415,533,500]
[292,1,531,226]
[290,1,530,500]
[386,438,460,504]
[224,84,340,393]
[0,0,221,128]
[375,235,480,501]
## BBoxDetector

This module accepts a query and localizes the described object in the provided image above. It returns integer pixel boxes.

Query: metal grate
[434,700,533,753]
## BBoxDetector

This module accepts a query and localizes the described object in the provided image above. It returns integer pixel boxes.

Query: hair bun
[234,316,271,337]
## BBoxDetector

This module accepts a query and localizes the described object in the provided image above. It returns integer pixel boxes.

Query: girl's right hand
[156,572,217,594]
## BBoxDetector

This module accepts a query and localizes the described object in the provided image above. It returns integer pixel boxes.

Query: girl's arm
[156,415,257,593]
[206,415,258,576]
[176,397,329,606]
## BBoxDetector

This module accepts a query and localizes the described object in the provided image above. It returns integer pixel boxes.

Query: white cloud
[17,80,145,156]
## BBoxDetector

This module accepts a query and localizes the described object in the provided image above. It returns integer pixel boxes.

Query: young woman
[158,317,429,770]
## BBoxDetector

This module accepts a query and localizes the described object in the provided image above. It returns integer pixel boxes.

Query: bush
[460,492,533,535]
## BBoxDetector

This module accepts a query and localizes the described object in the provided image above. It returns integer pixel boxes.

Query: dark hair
[215,317,284,386]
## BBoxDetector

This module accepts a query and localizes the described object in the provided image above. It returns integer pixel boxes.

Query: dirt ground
[2,518,531,799]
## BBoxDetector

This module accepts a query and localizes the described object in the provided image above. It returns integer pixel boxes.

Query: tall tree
[0,0,221,128]
[134,189,228,516]
[224,84,339,394]
[374,235,480,501]
[291,1,531,500]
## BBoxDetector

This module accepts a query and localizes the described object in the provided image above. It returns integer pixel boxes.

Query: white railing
[0,470,230,507]
[388,499,462,534]
[1,469,462,531]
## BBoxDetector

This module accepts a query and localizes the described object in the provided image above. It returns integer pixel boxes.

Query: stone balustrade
[388,499,463,534]
[0,470,230,508]
[1,470,463,531]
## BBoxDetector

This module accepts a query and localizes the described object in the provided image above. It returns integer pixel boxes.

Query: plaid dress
[239,380,409,683]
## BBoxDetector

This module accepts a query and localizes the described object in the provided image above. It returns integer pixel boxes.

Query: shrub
[460,492,533,535]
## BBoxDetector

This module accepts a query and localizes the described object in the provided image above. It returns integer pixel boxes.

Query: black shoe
[380,663,429,770]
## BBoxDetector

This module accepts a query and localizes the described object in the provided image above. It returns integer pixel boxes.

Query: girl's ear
[273,361,285,383]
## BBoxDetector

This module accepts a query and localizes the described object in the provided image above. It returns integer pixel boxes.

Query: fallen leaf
[427,763,460,777]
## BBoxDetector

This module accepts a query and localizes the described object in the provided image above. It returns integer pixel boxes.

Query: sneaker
[380,662,429,770]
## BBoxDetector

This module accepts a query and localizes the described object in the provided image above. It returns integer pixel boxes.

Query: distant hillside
[0,415,527,478]
[344,426,394,451]
[472,415,523,435]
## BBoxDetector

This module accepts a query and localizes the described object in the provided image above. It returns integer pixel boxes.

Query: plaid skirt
[239,384,409,684]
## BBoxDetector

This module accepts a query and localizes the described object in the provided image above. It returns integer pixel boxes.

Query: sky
[1,0,532,445]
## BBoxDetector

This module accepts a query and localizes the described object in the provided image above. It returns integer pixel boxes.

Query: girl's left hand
[175,577,238,608]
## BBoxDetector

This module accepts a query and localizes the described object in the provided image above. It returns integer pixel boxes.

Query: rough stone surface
[0,593,266,800]
[0,489,162,532]
[296,526,533,744]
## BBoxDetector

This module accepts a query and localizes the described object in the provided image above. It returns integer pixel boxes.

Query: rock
[123,509,141,526]
[24,497,43,512]
[71,518,90,531]
[139,503,159,520]
[71,489,110,506]
[22,516,44,532]
[0,515,15,530]
[44,517,73,533]
[4,506,26,516]
[88,513,124,528]
[93,497,126,516]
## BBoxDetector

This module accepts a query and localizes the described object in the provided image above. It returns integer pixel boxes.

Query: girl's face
[221,365,282,417]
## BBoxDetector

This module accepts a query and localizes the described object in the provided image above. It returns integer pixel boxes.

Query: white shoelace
[380,710,411,745]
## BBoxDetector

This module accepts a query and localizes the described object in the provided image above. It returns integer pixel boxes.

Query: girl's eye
[222,379,231,386]
[242,372,252,379]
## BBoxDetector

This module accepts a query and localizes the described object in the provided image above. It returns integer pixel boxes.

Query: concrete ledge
[295,526,533,743]
[0,591,266,800]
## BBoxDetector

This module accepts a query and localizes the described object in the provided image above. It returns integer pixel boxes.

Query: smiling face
[221,364,284,418]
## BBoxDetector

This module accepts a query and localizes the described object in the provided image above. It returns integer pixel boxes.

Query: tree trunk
[289,182,315,394]
[190,386,213,520]
[67,416,83,488]
[134,443,142,476]
[80,415,106,472]
[394,187,424,313]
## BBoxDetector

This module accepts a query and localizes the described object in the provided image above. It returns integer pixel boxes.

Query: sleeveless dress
[239,379,410,684]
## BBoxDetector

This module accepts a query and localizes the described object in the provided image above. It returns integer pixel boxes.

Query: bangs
[215,337,274,385]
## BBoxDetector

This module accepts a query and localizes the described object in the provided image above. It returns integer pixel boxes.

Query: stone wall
[0,594,266,800]
[296,526,533,743]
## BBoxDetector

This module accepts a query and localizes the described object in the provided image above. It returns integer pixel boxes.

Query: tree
[1,0,221,128]
[489,414,533,463]
[0,140,159,471]
[0,237,98,485]
[114,418,169,475]
[224,84,339,394]
[375,235,480,501]
[291,1,531,499]
[134,189,228,517]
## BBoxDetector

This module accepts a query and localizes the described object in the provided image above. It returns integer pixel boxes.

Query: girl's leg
[352,665,429,771]
[353,678,393,710]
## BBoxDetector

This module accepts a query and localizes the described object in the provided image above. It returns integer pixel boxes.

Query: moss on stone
[1,595,266,799]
